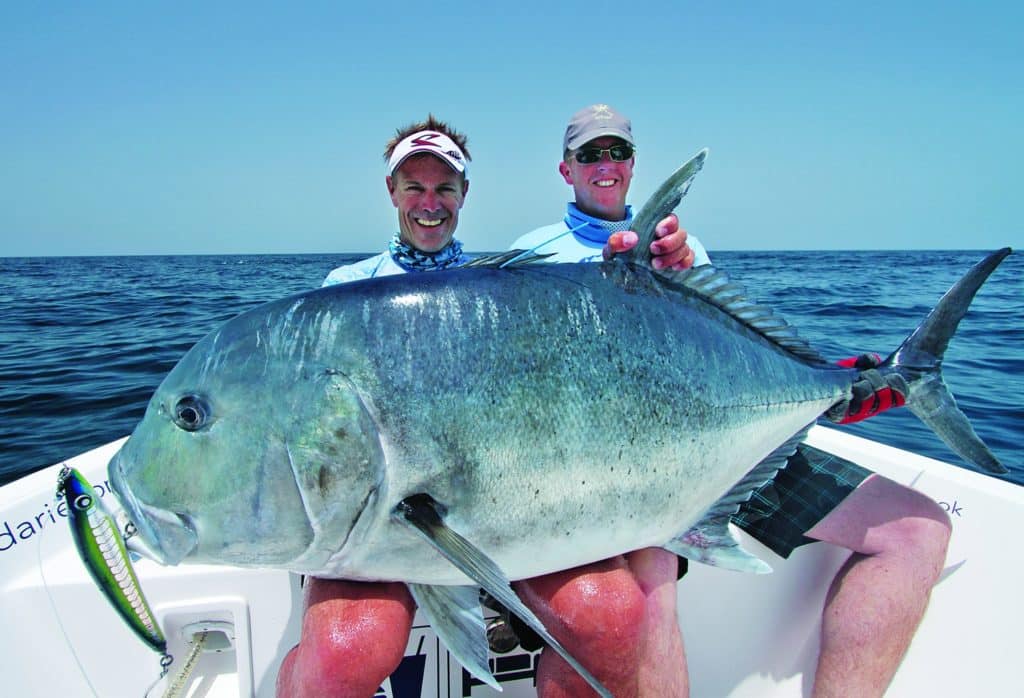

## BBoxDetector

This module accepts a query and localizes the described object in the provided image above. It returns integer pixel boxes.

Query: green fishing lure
[57,466,167,654]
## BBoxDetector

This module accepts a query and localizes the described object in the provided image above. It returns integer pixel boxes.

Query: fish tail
[883,247,1012,474]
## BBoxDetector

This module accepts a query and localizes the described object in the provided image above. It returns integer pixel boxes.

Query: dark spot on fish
[334,427,349,440]
[318,466,331,491]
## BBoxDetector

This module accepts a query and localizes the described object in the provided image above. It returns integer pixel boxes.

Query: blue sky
[2,2,1021,255]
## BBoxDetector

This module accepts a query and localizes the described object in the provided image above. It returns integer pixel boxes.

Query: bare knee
[565,575,646,651]
[277,580,414,698]
[625,548,680,594]
[808,475,952,565]
[521,559,647,655]
[303,585,414,669]
[867,483,952,567]
[877,504,952,586]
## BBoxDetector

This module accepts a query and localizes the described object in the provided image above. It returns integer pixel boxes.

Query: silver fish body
[109,260,851,584]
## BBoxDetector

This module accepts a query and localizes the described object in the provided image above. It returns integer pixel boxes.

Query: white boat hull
[1,425,1019,697]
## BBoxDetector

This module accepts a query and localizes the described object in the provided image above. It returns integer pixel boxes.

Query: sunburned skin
[560,136,634,222]
[387,153,468,254]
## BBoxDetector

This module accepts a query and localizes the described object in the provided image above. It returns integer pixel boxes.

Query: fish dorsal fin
[658,264,829,364]
[626,148,709,268]
[463,250,555,269]
[664,428,812,572]
[621,148,824,364]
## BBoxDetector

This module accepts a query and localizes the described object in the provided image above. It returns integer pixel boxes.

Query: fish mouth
[108,453,199,566]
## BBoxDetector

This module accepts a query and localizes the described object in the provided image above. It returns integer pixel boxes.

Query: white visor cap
[387,130,468,177]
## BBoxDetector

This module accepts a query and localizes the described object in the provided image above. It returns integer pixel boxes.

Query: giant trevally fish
[105,150,1011,696]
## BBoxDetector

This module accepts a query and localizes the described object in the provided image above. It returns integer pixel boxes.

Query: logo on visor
[591,104,614,120]
[402,132,464,167]
[411,133,443,148]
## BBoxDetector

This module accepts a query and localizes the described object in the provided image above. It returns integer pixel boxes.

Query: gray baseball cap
[563,104,635,151]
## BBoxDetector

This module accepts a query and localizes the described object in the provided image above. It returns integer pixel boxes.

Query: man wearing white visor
[281,116,472,698]
[322,118,472,285]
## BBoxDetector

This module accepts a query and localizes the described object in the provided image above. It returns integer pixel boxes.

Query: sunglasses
[573,144,635,165]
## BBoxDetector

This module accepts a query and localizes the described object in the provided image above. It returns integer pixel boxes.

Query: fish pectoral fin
[664,517,771,574]
[395,493,612,698]
[407,583,498,691]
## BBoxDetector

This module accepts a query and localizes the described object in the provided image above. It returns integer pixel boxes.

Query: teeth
[595,180,616,187]
[415,218,443,227]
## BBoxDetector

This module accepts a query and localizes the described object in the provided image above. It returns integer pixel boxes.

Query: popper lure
[57,466,168,656]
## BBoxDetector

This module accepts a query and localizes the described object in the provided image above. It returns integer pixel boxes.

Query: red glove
[828,354,908,424]
[836,353,883,370]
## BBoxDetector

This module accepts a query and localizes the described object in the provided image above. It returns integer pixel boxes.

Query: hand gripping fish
[98,149,1011,696]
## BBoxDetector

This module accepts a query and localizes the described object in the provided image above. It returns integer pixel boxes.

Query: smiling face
[387,153,469,253]
[559,136,635,221]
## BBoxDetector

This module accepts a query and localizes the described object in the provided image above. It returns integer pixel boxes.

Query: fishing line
[500,221,589,268]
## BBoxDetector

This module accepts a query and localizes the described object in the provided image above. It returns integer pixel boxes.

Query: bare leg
[804,475,951,698]
[276,578,415,698]
[630,548,688,698]
[515,547,687,698]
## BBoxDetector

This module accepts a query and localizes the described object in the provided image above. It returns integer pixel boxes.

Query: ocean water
[0,250,1021,487]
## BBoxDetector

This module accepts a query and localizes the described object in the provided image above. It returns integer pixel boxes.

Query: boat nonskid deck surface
[1,426,1020,697]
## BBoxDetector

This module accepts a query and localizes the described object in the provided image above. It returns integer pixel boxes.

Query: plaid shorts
[731,443,872,558]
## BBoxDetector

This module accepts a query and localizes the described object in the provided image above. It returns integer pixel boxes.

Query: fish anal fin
[665,430,817,573]
[664,519,771,574]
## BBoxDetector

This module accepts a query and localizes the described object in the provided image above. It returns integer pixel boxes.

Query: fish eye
[173,395,210,432]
